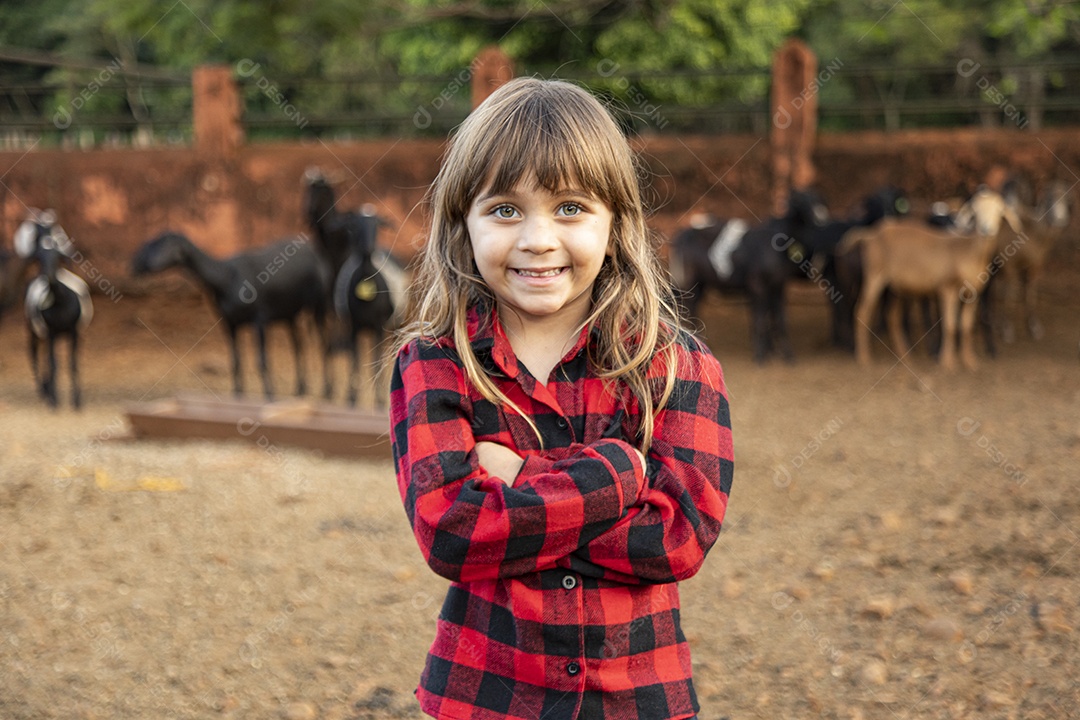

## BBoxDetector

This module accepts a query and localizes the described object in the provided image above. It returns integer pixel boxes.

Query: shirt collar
[466,305,592,380]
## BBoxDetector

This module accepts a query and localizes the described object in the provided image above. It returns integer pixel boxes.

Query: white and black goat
[19,213,93,408]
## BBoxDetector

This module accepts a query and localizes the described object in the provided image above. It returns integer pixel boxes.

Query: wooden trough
[125,395,391,459]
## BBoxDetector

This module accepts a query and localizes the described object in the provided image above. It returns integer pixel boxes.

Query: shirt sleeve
[390,339,648,584]
[560,337,733,585]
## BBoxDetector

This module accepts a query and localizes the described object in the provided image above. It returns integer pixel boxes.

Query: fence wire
[3,58,1080,148]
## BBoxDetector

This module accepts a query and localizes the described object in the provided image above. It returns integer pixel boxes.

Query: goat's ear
[1003,205,1024,234]
[954,202,973,230]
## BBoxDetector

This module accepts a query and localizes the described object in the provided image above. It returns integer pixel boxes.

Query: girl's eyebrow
[553,189,597,201]
[474,189,513,204]
[475,187,597,204]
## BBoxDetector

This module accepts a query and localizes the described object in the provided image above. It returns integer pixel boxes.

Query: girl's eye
[560,203,583,217]
[493,205,518,219]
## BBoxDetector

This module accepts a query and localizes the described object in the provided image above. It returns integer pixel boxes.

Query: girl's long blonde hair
[397,77,682,452]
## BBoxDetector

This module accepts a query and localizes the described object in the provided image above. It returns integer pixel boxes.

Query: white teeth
[517,268,562,277]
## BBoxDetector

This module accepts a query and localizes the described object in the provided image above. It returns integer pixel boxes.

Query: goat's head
[953,188,1020,238]
[13,208,70,260]
[132,232,190,275]
[858,186,909,224]
[13,218,45,260]
[303,167,354,228]
[303,175,337,227]
[787,189,829,227]
[348,212,381,258]
[33,235,64,283]
[1002,175,1035,209]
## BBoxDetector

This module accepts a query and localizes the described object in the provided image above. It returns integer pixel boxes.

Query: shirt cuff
[589,438,647,509]
[516,453,556,481]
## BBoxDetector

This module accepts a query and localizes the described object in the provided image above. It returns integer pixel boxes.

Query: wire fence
[3,56,1080,149]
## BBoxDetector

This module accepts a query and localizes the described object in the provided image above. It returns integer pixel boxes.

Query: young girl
[390,77,733,720]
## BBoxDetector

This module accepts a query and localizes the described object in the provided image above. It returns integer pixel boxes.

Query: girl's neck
[498,308,586,384]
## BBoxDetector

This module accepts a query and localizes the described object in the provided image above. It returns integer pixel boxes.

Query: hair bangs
[467,87,629,210]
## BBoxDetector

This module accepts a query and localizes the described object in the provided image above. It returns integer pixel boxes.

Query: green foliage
[984,0,1078,57]
[3,0,1080,137]
[0,0,73,81]
[592,0,810,105]
[802,0,975,66]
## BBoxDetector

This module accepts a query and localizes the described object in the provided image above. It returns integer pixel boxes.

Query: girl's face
[467,175,613,338]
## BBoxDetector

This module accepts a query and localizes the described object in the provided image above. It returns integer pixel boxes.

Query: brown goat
[840,189,1021,370]
[994,180,1072,342]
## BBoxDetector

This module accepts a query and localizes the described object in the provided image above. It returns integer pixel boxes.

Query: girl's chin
[496,298,592,329]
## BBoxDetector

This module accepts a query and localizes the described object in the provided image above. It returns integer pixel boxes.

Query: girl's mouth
[514,268,566,278]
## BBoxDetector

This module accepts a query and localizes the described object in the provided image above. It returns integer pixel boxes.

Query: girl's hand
[475,441,524,486]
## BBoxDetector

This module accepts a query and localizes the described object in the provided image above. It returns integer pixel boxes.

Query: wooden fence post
[471,47,515,109]
[193,65,244,156]
[770,39,818,215]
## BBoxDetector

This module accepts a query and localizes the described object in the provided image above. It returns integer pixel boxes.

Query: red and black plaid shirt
[390,307,733,720]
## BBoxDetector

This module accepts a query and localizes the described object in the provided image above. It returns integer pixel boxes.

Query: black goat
[7,209,73,321]
[669,190,828,363]
[332,211,405,405]
[303,171,405,406]
[304,169,361,277]
[131,232,331,400]
[23,222,93,408]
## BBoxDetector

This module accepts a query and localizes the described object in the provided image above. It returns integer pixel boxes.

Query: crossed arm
[474,440,647,487]
[390,338,733,585]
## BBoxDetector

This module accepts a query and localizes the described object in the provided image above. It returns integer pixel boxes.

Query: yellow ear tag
[787,243,805,264]
[354,280,378,301]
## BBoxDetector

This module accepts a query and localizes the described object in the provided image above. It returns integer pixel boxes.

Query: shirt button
[561,575,577,590]
[566,661,581,676]
[556,417,568,429]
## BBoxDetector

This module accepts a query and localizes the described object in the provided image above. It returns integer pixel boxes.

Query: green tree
[5,0,1080,138]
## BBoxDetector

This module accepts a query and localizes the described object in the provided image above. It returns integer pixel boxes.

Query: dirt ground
[1,268,1079,720]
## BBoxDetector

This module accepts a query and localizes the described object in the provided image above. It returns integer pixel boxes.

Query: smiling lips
[514,267,566,278]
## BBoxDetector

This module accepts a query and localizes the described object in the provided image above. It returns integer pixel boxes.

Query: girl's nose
[517,215,559,253]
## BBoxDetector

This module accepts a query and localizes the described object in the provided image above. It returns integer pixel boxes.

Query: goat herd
[3,170,406,409]
[1,170,1071,410]
[671,178,1071,371]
